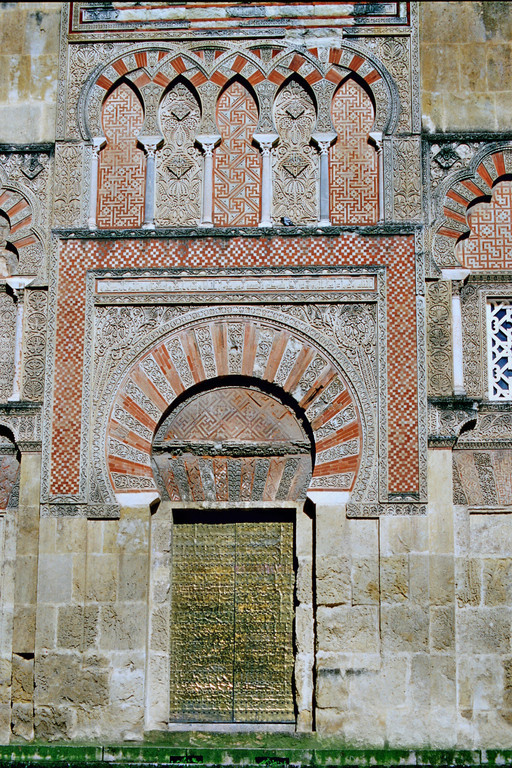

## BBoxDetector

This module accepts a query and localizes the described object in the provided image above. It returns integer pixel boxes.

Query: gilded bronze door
[169,511,295,723]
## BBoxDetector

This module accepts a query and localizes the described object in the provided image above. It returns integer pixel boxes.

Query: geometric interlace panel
[97,82,145,229]
[152,386,313,503]
[169,512,295,723]
[457,181,512,270]
[487,301,512,400]
[329,77,378,225]
[213,81,260,226]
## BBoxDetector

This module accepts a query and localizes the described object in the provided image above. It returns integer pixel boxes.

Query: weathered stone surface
[421,1,512,131]
[457,608,512,654]
[380,556,409,603]
[11,654,34,702]
[35,652,109,707]
[33,705,75,742]
[316,556,350,605]
[11,702,33,741]
[317,606,379,653]
[99,603,146,651]
[430,605,455,651]
[0,3,61,142]
[37,555,72,603]
[381,605,429,652]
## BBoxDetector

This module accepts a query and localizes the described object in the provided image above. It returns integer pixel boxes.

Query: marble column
[253,133,279,228]
[441,268,470,396]
[87,136,106,230]
[6,276,34,402]
[139,137,162,229]
[312,132,337,227]
[369,131,384,222]
[197,134,221,228]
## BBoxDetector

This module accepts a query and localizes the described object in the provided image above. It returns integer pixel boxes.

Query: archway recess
[152,381,313,503]
[106,317,363,500]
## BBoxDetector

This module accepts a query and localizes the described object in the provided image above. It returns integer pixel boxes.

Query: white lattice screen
[487,301,512,400]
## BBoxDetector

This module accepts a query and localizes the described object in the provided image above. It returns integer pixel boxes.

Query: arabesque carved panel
[273,80,318,224]
[156,83,202,227]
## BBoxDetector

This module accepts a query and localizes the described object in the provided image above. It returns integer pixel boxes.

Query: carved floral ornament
[101,315,368,504]
[80,43,398,141]
[433,145,512,269]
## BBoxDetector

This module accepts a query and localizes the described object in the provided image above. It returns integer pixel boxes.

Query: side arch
[433,145,512,268]
[104,315,365,502]
[0,184,43,275]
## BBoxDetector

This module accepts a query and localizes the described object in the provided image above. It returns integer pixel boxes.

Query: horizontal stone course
[0,744,503,767]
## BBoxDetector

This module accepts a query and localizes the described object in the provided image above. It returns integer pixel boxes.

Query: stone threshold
[1,745,512,767]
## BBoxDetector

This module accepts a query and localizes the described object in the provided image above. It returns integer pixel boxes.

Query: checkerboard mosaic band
[50,234,418,496]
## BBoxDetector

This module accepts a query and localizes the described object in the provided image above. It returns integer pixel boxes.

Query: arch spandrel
[104,316,366,503]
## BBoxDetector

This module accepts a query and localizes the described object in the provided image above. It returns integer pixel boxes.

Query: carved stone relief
[453,449,512,508]
[426,280,453,396]
[0,292,16,402]
[393,137,421,222]
[155,83,202,227]
[22,290,48,402]
[53,143,83,228]
[272,80,318,224]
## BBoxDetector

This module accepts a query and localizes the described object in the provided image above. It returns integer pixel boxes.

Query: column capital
[138,135,164,155]
[196,134,221,156]
[91,136,106,154]
[312,131,337,154]
[253,132,279,156]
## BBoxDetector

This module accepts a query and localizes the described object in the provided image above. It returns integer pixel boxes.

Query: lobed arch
[80,47,210,139]
[268,44,397,134]
[0,424,20,512]
[103,315,366,504]
[80,42,398,141]
[433,146,512,268]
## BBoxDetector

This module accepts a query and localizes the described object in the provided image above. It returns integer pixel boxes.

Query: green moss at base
[0,740,507,767]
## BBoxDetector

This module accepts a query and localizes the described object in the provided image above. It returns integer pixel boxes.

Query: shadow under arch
[273,71,318,117]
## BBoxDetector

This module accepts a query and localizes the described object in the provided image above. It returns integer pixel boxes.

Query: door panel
[169,514,294,723]
[169,522,236,722]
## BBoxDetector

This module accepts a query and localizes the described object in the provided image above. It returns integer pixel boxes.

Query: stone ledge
[52,224,420,241]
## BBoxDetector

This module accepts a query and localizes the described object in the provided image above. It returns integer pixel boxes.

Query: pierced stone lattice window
[487,301,512,400]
